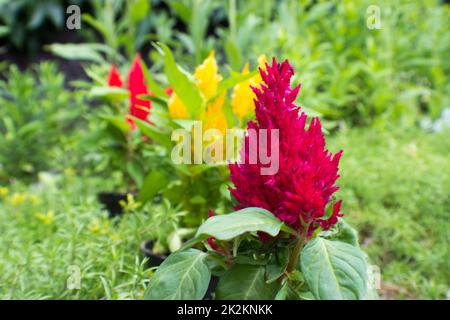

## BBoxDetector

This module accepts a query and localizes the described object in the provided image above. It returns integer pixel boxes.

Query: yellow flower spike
[168,92,189,119]
[204,93,228,134]
[0,187,9,197]
[231,63,253,120]
[194,51,223,100]
[231,54,268,121]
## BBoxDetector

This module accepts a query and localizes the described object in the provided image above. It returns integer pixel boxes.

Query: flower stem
[286,223,310,274]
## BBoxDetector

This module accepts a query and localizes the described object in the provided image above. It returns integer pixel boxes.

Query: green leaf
[334,219,359,247]
[195,207,284,241]
[215,264,278,300]
[89,86,129,100]
[158,43,204,118]
[170,1,191,24]
[266,248,289,283]
[0,26,9,37]
[47,43,113,64]
[132,117,172,150]
[129,0,149,23]
[224,38,242,71]
[126,159,144,187]
[144,249,211,300]
[216,69,258,96]
[138,170,168,204]
[300,238,368,300]
[101,115,130,134]
[274,281,289,300]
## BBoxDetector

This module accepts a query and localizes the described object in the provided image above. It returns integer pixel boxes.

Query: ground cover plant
[0,0,448,300]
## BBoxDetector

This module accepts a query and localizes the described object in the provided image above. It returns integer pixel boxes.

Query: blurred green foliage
[0,0,448,300]
[214,0,450,126]
[0,63,87,182]
[330,126,450,299]
[0,0,87,53]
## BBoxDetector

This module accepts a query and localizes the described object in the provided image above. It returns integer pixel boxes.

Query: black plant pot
[97,192,128,217]
[140,240,168,268]
[204,275,219,300]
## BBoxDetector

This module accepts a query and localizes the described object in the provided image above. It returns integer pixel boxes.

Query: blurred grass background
[0,0,449,299]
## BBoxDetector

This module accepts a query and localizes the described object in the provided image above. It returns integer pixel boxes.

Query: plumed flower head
[194,51,222,100]
[231,55,267,121]
[106,55,152,128]
[229,58,343,234]
[167,51,228,134]
[128,54,151,121]
[107,65,123,87]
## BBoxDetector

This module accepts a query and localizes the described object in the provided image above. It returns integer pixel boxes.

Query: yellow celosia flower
[168,50,227,133]
[0,187,9,197]
[231,54,267,121]
[35,210,55,225]
[168,92,189,119]
[204,93,228,134]
[9,193,27,206]
[194,51,222,100]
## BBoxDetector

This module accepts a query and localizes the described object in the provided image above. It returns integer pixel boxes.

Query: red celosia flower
[128,54,151,121]
[106,55,152,129]
[229,58,343,234]
[107,65,123,87]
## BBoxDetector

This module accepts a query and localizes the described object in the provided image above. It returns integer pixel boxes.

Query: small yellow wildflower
[9,193,27,206]
[0,186,9,197]
[168,51,223,120]
[194,51,222,100]
[119,193,141,213]
[88,218,110,234]
[109,233,120,242]
[35,210,55,225]
[231,54,267,121]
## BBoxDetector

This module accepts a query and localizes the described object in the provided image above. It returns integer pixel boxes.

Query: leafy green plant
[0,173,152,299]
[144,208,373,300]
[131,43,261,226]
[329,125,450,299]
[163,0,220,65]
[215,0,450,126]
[0,0,87,53]
[48,0,175,66]
[0,63,86,182]
[143,57,375,300]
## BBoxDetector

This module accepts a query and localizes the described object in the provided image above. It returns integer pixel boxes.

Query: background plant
[0,63,87,182]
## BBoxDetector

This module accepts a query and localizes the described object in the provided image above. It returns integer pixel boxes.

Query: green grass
[0,173,153,299]
[329,126,450,299]
[0,125,448,299]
